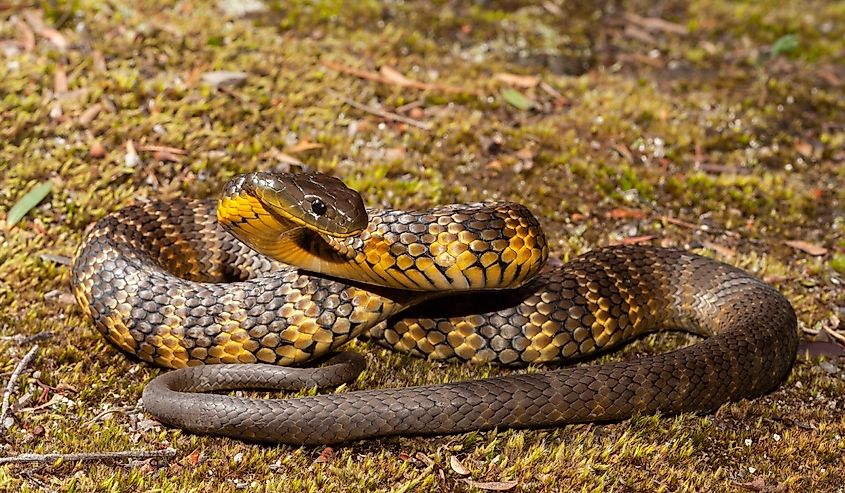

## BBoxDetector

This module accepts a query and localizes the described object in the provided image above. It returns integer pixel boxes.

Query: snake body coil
[72,172,798,444]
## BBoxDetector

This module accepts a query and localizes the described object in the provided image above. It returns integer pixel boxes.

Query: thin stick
[321,60,468,94]
[0,448,178,466]
[330,91,432,130]
[0,344,39,429]
[0,332,54,345]
[822,325,845,345]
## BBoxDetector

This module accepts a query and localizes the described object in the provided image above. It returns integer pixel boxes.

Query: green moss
[832,255,845,275]
[1,0,844,491]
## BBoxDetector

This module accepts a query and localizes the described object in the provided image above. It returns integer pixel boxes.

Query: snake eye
[311,199,327,216]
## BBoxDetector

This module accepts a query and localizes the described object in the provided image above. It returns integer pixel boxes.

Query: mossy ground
[1,0,844,491]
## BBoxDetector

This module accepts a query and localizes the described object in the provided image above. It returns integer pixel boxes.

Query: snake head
[222,171,368,238]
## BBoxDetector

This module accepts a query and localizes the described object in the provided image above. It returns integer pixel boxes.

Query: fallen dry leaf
[495,72,540,88]
[138,145,186,155]
[539,82,569,108]
[794,140,813,158]
[763,274,788,284]
[449,456,470,476]
[153,150,182,163]
[49,101,62,120]
[17,20,35,52]
[273,152,303,166]
[201,71,248,88]
[125,140,140,168]
[323,60,467,94]
[661,216,699,230]
[54,66,68,94]
[79,103,102,126]
[461,479,518,491]
[89,141,106,158]
[616,52,665,68]
[39,253,72,265]
[542,1,563,16]
[605,207,648,220]
[379,66,417,87]
[92,50,107,72]
[23,10,68,49]
[41,28,69,49]
[185,448,202,467]
[217,0,268,17]
[784,240,827,256]
[314,447,334,464]
[624,24,657,44]
[384,146,406,162]
[414,452,435,467]
[287,140,324,154]
[54,382,77,393]
[731,477,787,493]
[185,64,206,87]
[139,460,158,475]
[623,12,688,35]
[611,143,634,163]
[484,159,502,171]
[816,68,843,87]
[609,235,657,246]
[43,289,75,306]
[514,146,535,161]
[700,240,737,259]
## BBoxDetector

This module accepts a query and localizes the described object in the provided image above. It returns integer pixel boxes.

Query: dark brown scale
[74,195,798,445]
[72,199,411,368]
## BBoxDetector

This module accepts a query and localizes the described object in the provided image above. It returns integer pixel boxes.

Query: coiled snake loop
[71,172,798,444]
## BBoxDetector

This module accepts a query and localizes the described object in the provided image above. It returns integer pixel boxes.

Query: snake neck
[219,196,549,292]
[325,203,550,292]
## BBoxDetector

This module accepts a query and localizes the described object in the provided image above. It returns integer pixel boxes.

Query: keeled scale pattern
[326,202,548,291]
[72,199,409,368]
[142,246,797,444]
[73,196,798,444]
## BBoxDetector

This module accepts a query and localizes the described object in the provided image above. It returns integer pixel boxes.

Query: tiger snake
[71,171,798,445]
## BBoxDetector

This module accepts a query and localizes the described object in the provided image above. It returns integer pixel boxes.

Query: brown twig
[329,91,432,130]
[84,405,135,426]
[136,145,186,155]
[0,344,40,430]
[38,253,72,266]
[659,215,741,238]
[322,60,386,83]
[822,325,845,345]
[0,331,54,345]
[322,60,469,94]
[0,448,177,466]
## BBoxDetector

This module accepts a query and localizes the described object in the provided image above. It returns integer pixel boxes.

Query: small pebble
[819,361,839,374]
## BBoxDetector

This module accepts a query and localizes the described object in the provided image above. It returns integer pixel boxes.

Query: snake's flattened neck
[326,204,550,293]
[219,190,549,293]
